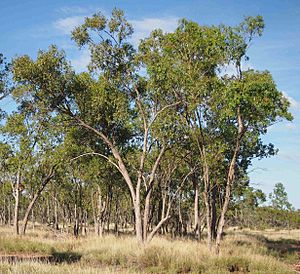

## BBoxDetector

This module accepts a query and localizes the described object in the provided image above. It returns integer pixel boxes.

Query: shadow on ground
[238,232,300,263]
[51,251,82,264]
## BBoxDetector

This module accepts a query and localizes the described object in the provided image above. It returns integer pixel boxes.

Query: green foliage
[0,8,295,246]
[269,182,293,211]
[0,53,11,98]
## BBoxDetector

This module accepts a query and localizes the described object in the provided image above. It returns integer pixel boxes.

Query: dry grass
[0,226,298,273]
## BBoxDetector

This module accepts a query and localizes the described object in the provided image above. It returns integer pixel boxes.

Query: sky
[0,0,299,208]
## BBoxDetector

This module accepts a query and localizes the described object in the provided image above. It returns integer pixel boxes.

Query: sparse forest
[0,8,299,274]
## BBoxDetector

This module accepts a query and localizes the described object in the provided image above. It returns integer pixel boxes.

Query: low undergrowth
[0,227,298,273]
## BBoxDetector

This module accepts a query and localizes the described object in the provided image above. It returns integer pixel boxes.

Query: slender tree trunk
[22,167,55,235]
[203,180,212,250]
[193,178,201,240]
[31,209,35,230]
[74,104,174,243]
[215,175,233,254]
[114,199,119,236]
[178,195,184,236]
[146,201,171,243]
[54,196,59,230]
[47,199,51,225]
[74,204,79,237]
[13,170,21,235]
[143,189,152,240]
[22,195,38,234]
[13,190,20,235]
[91,190,98,235]
[134,196,143,242]
[161,190,167,235]
[8,199,11,226]
[215,107,244,254]
[211,184,217,240]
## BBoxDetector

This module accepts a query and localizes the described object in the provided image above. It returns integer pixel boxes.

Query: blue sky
[0,0,299,208]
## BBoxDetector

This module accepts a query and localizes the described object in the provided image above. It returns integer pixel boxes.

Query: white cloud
[282,92,300,110]
[130,17,179,47]
[53,13,180,69]
[57,6,93,15]
[53,12,179,45]
[54,15,85,35]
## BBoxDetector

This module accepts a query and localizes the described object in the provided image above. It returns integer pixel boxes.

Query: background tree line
[0,9,297,254]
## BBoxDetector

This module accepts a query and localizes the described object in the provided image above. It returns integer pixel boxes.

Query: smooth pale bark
[13,190,20,235]
[143,189,152,240]
[202,162,214,250]
[193,178,201,240]
[8,199,11,226]
[146,198,172,243]
[91,190,100,236]
[215,107,245,254]
[160,189,167,235]
[13,170,21,235]
[178,195,184,235]
[54,197,59,230]
[70,100,179,243]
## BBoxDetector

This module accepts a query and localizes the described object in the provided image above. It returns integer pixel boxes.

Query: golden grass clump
[0,227,298,273]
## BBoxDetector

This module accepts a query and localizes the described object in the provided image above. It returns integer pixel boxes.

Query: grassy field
[0,226,299,273]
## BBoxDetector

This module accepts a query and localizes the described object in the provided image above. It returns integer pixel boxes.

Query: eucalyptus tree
[212,18,292,253]
[0,113,32,234]
[10,8,292,250]
[12,9,181,242]
[0,111,58,234]
[0,142,14,225]
[140,16,292,253]
[139,20,229,248]
[58,125,127,236]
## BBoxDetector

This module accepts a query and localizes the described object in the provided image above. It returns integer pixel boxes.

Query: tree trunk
[22,195,38,234]
[193,178,201,240]
[211,184,217,240]
[143,189,152,240]
[8,199,11,226]
[215,107,244,254]
[203,181,212,250]
[134,196,143,242]
[54,196,59,230]
[91,190,98,235]
[22,166,55,235]
[74,204,79,237]
[13,170,21,235]
[215,177,232,254]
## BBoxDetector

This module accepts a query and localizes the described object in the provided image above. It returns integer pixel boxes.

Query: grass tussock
[0,226,298,273]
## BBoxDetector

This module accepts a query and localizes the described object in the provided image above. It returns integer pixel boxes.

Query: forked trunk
[22,167,55,235]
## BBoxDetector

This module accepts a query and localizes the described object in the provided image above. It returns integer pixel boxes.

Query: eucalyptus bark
[215,107,245,254]
[193,177,201,240]
[13,170,21,235]
[71,101,177,243]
